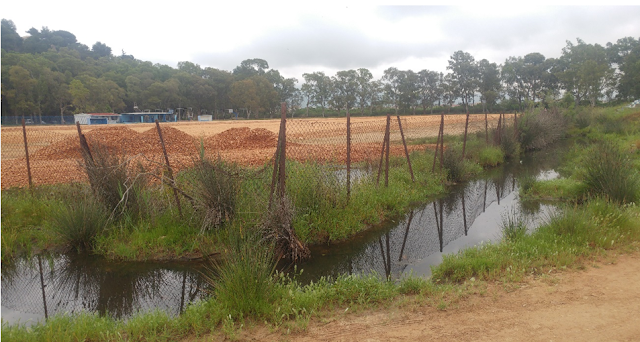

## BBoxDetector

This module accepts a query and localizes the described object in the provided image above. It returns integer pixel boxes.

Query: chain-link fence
[1,113,511,190]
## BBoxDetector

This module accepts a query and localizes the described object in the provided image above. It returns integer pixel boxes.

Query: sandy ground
[207,252,640,342]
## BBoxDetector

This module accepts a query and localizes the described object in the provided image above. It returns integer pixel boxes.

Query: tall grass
[204,227,278,319]
[500,207,528,242]
[81,142,145,221]
[582,140,640,204]
[190,156,239,233]
[432,198,640,284]
[50,192,110,251]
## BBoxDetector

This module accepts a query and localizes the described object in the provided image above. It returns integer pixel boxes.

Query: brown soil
[214,253,640,342]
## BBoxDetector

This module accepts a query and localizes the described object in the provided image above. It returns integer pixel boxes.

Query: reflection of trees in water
[1,253,207,321]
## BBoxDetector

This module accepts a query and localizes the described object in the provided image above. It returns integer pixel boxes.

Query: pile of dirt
[204,127,278,151]
[138,126,198,156]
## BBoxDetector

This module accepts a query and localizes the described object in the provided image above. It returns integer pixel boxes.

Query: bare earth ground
[205,253,640,342]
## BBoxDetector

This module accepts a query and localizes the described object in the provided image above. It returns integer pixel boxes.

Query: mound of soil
[138,126,198,156]
[204,127,278,151]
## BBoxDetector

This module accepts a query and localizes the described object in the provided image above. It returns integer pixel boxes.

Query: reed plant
[50,192,110,251]
[582,140,640,204]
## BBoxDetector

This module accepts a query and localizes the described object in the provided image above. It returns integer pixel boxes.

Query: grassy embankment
[2,115,509,262]
[3,105,640,341]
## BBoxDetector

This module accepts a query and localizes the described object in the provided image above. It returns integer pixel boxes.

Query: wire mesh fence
[1,113,510,191]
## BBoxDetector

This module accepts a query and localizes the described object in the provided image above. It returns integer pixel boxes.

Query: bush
[518,108,567,151]
[582,140,640,204]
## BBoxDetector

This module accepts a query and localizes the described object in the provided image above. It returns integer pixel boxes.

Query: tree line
[2,18,639,123]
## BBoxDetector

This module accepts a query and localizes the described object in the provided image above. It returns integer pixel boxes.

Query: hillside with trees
[2,18,639,124]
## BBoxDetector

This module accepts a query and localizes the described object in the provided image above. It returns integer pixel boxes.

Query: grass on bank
[4,105,640,341]
[3,196,639,342]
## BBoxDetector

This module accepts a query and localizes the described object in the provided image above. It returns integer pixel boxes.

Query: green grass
[478,146,504,168]
[432,198,640,284]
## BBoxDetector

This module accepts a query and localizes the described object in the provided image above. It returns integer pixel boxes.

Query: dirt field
[207,252,640,341]
[1,114,502,189]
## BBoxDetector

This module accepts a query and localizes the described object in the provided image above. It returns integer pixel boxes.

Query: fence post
[497,113,503,146]
[432,114,443,172]
[347,110,351,199]
[376,118,389,185]
[155,120,182,218]
[278,103,287,199]
[76,121,93,164]
[439,113,445,171]
[461,110,470,160]
[384,114,391,187]
[268,103,288,209]
[21,118,33,189]
[485,112,489,145]
[514,112,519,140]
[396,116,415,182]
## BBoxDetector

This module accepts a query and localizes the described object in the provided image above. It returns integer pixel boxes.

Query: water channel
[1,144,566,326]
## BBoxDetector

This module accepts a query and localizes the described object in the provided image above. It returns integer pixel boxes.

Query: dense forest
[2,18,639,123]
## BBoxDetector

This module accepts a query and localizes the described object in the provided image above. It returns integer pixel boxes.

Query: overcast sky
[4,3,640,81]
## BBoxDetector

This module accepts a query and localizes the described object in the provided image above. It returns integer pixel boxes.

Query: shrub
[582,140,640,204]
[518,108,567,151]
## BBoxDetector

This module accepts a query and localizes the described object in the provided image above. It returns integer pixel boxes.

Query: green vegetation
[3,105,640,342]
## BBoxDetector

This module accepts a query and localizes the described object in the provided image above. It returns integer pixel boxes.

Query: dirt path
[226,253,640,341]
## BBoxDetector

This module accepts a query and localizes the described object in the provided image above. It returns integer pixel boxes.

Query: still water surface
[1,146,565,326]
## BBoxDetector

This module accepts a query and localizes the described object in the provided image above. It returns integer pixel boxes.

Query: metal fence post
[278,103,287,199]
[21,118,33,189]
[384,114,391,187]
[461,111,470,160]
[155,120,182,218]
[396,116,414,182]
[347,110,351,199]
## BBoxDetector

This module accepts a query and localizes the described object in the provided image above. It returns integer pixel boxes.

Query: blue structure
[120,110,177,123]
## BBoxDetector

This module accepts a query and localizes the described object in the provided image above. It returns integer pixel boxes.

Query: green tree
[230,79,259,119]
[557,38,613,107]
[301,71,332,117]
[1,19,22,52]
[447,50,478,113]
[355,68,373,115]
[477,59,501,113]
[91,42,112,58]
[69,79,89,113]
[331,70,358,116]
